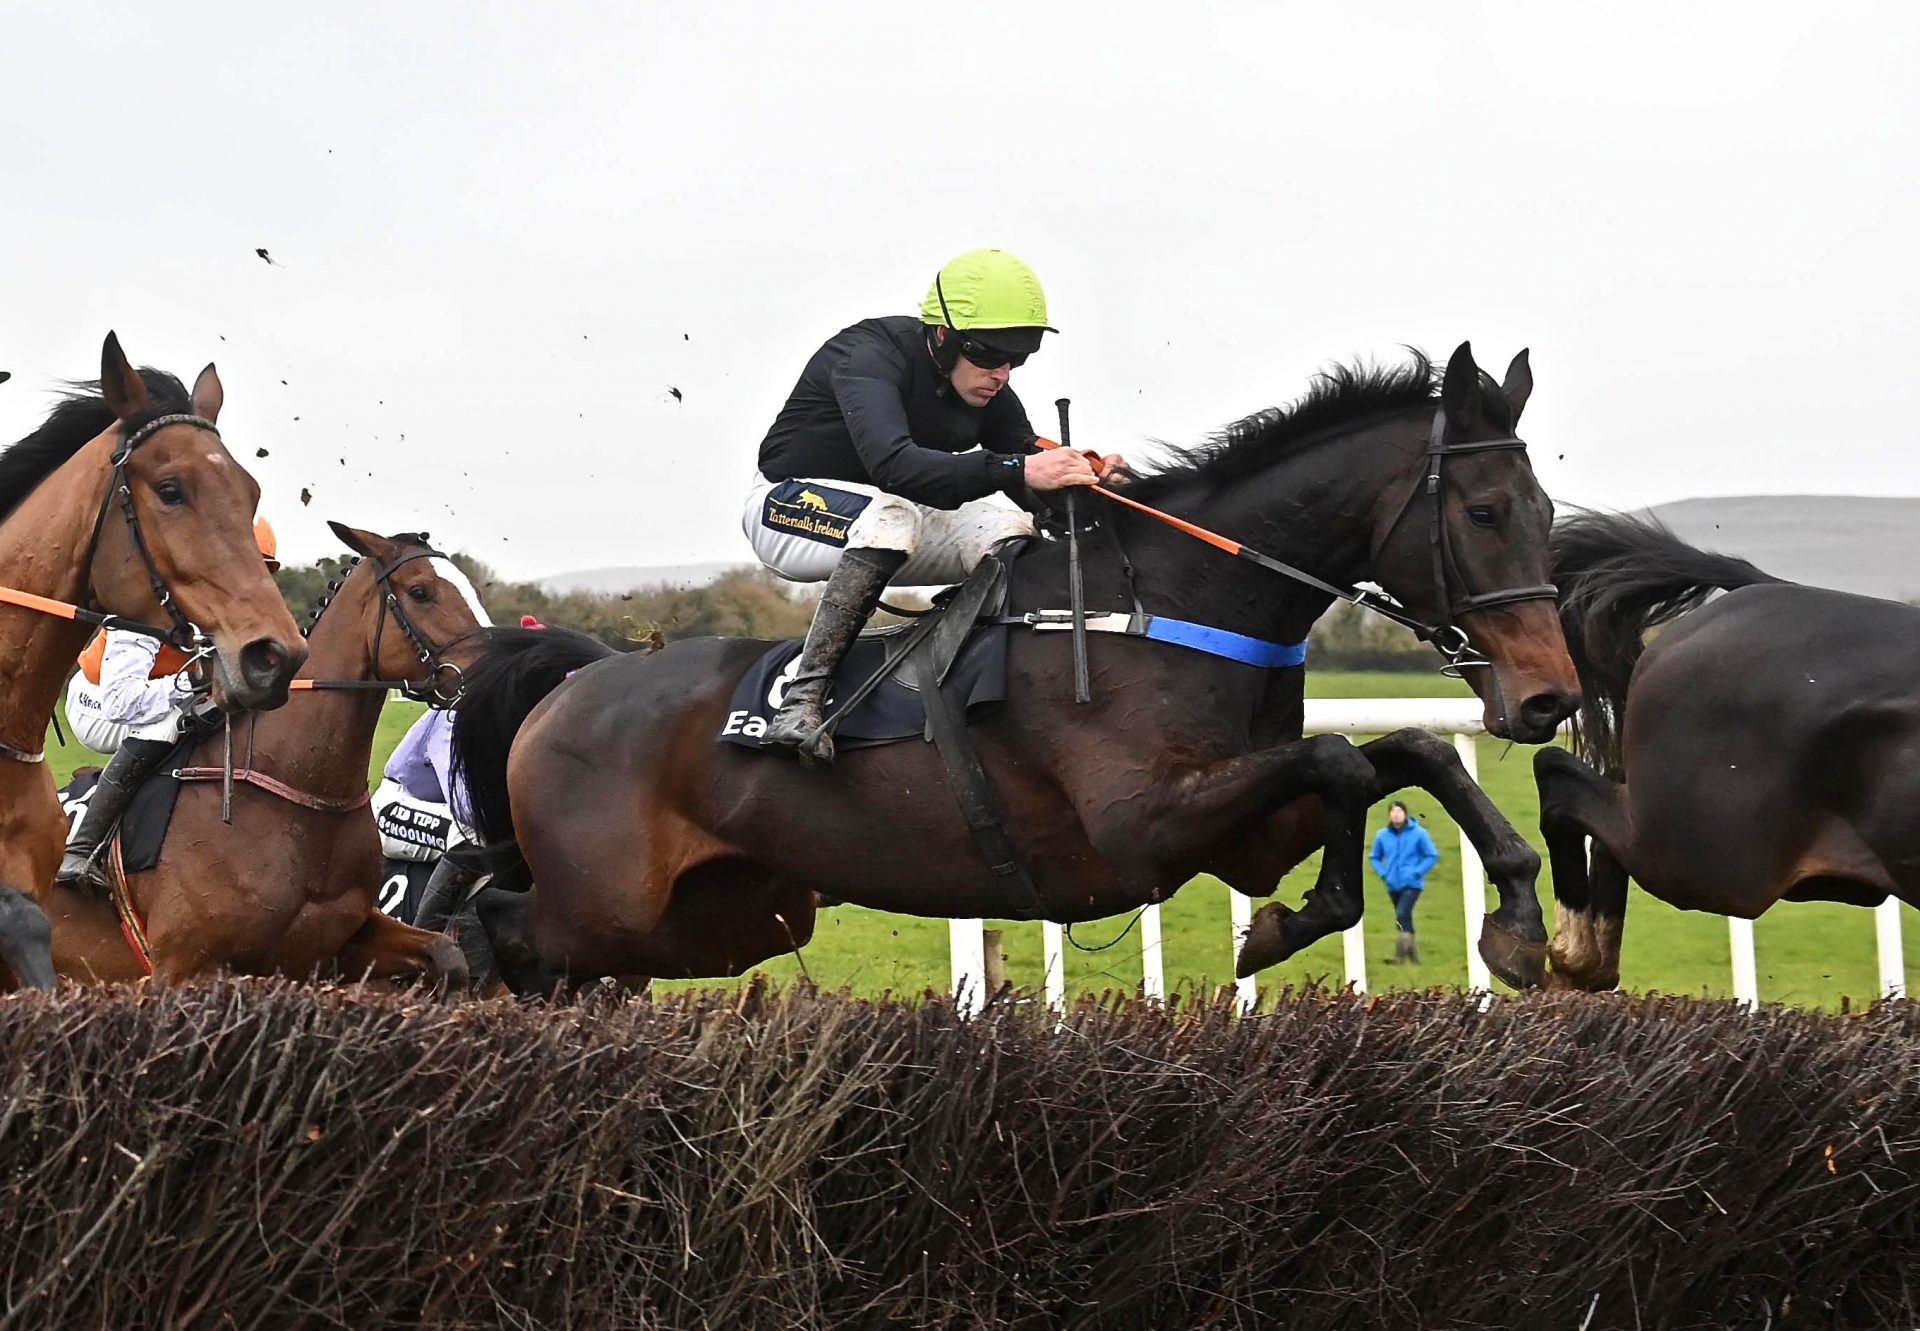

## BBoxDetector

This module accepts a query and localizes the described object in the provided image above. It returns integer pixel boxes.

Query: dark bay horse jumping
[1536,512,1920,990]
[0,337,306,989]
[453,344,1581,992]
[50,524,484,985]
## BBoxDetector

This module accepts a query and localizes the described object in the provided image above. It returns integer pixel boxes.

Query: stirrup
[766,700,829,751]
[55,844,114,895]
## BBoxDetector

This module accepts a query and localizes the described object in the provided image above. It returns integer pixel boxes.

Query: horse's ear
[190,363,224,424]
[1502,349,1533,426]
[100,331,150,421]
[326,520,394,561]
[1441,341,1484,433]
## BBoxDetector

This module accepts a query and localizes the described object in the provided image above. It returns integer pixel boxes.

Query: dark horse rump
[1538,511,1920,991]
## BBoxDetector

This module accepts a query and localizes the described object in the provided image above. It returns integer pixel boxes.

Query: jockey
[410,613,548,973]
[744,248,1119,762]
[371,706,474,906]
[57,517,280,892]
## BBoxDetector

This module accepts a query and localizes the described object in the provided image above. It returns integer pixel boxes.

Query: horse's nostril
[1520,691,1576,728]
[239,638,293,687]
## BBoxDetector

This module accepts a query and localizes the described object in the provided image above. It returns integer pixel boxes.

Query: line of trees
[275,555,1434,666]
[276,556,818,651]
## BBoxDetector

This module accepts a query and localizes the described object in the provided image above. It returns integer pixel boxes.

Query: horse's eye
[408,584,432,603]
[1468,506,1497,528]
[154,480,187,506]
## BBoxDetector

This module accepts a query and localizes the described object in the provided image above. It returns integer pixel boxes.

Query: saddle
[717,543,1045,917]
[57,741,190,877]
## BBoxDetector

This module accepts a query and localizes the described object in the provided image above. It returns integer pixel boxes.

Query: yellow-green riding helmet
[920,248,1057,357]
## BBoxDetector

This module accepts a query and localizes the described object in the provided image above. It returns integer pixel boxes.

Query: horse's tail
[1551,511,1784,774]
[450,625,617,892]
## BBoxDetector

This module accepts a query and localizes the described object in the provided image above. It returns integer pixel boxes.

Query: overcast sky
[2,2,1915,581]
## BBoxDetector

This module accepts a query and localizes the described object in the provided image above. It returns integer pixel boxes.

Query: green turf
[46,674,1913,1009]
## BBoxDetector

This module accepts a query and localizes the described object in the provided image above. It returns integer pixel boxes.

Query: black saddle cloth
[56,739,191,874]
[718,623,1008,752]
[377,859,436,924]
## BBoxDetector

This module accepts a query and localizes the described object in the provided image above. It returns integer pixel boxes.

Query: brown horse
[50,524,485,985]
[0,337,306,989]
[451,344,1581,993]
[1536,512,1920,991]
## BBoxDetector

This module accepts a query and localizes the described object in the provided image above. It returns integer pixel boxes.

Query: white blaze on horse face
[430,558,492,627]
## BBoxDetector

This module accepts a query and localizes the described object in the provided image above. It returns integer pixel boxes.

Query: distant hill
[535,561,745,595]
[1640,496,1920,603]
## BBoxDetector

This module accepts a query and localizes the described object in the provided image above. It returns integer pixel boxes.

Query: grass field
[42,671,1917,1009]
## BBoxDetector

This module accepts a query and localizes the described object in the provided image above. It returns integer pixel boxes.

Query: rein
[1035,406,1558,671]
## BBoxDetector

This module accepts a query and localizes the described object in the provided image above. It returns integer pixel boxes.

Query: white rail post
[1140,904,1166,999]
[1343,921,1368,993]
[1727,916,1759,1009]
[1229,890,1258,1011]
[1344,733,1359,991]
[1875,898,1906,1001]
[1454,732,1491,992]
[1042,919,1067,1014]
[949,918,987,1017]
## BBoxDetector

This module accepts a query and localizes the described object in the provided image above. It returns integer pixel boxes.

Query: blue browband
[1011,610,1307,670]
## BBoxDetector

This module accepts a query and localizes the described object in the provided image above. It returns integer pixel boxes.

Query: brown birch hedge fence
[1,980,1916,1330]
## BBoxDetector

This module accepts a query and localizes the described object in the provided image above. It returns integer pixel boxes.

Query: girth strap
[817,548,1044,920]
[903,644,1045,921]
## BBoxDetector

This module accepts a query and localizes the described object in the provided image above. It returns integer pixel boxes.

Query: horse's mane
[1124,352,1439,501]
[300,535,433,637]
[0,368,191,524]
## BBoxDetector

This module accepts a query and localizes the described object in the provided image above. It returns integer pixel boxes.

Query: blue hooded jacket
[1370,816,1440,892]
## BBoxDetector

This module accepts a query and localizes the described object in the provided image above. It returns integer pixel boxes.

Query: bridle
[369,546,472,704]
[1366,407,1560,671]
[82,413,220,659]
[303,545,473,705]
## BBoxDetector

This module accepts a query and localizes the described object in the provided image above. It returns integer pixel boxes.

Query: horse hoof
[1235,902,1296,978]
[424,934,471,992]
[1479,922,1548,990]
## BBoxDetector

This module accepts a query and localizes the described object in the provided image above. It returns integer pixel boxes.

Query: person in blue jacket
[1370,800,1440,964]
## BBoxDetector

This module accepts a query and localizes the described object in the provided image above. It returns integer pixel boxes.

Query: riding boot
[764,547,906,765]
[413,854,477,934]
[1405,931,1420,965]
[413,856,492,983]
[56,736,174,895]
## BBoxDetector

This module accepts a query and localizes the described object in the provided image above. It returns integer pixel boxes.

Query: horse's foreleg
[328,910,470,991]
[0,884,54,990]
[1110,735,1377,976]
[1358,728,1547,988]
[1535,747,1633,991]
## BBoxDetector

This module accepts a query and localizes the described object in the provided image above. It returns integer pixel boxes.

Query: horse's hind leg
[1535,747,1634,991]
[1194,736,1377,977]
[0,885,55,990]
[1359,728,1547,989]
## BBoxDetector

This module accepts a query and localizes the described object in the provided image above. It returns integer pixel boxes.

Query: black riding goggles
[958,337,1029,370]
